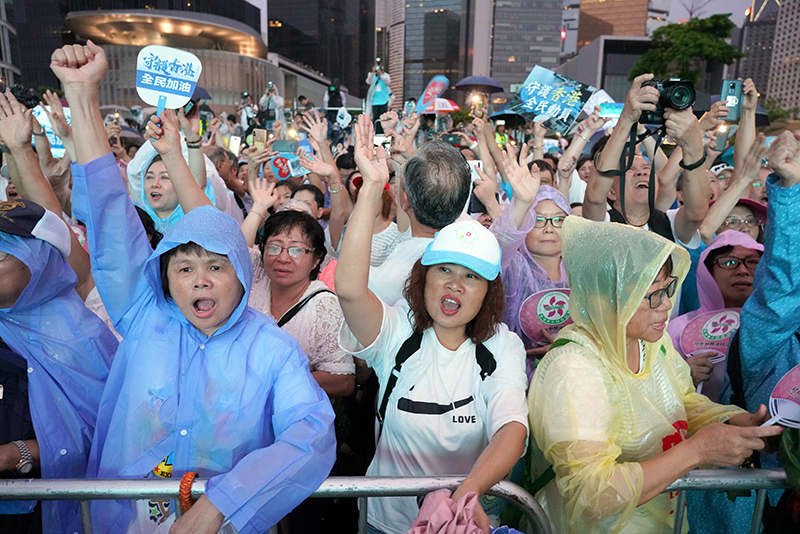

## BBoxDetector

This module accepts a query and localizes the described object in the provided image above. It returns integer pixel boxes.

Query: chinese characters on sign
[136,45,202,110]
[508,66,595,136]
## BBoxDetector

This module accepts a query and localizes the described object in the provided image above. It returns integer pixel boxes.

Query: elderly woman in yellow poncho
[527,217,782,534]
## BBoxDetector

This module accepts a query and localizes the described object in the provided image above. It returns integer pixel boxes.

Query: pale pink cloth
[407,491,484,534]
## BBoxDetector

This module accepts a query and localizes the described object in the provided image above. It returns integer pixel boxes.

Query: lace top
[248,247,355,375]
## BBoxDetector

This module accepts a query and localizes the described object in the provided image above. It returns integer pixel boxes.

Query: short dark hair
[135,206,163,249]
[259,210,326,280]
[298,95,308,102]
[336,152,356,171]
[403,140,470,229]
[403,260,505,344]
[145,154,163,174]
[293,184,325,213]
[226,115,237,124]
[530,159,555,177]
[159,242,229,298]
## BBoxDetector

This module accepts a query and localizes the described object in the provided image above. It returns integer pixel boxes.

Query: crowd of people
[1,40,799,534]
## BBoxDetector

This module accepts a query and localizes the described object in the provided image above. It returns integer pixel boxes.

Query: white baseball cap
[421,220,502,280]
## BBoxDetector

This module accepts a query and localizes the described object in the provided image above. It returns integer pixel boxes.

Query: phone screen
[253,129,267,151]
[229,136,242,157]
[720,79,744,122]
[599,103,624,119]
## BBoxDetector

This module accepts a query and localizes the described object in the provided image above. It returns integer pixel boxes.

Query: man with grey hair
[367,139,471,304]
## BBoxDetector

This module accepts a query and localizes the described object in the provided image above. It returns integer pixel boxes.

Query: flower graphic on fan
[543,295,567,319]
[709,314,736,335]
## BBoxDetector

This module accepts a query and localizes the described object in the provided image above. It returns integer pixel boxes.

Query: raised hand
[177,105,201,143]
[144,109,183,158]
[558,155,577,182]
[699,101,730,132]
[249,176,278,214]
[742,78,758,112]
[663,107,703,152]
[0,92,34,151]
[50,40,107,89]
[766,130,800,188]
[301,110,329,145]
[532,120,547,141]
[620,73,659,125]
[379,110,399,132]
[353,114,389,187]
[247,146,274,183]
[272,120,283,137]
[473,166,499,204]
[585,106,609,132]
[105,119,120,140]
[40,90,71,141]
[502,148,538,205]
[299,153,337,182]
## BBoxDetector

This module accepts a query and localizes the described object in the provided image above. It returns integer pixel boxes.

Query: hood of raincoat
[145,205,252,335]
[130,142,217,233]
[523,185,572,268]
[696,231,763,312]
[560,216,690,375]
[0,231,116,531]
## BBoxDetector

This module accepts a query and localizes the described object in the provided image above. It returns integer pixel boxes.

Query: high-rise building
[489,0,562,104]
[403,0,473,102]
[767,0,800,109]
[576,0,670,50]
[739,0,780,98]
[267,0,375,99]
[0,0,20,86]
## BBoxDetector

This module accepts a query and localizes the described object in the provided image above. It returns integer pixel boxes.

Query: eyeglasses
[533,216,567,228]
[714,256,760,270]
[643,277,678,309]
[264,244,315,259]
[723,216,761,229]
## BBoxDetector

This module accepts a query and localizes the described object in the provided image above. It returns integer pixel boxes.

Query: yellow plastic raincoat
[528,217,745,534]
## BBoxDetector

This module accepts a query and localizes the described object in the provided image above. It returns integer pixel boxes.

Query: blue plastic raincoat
[0,228,116,533]
[72,154,336,534]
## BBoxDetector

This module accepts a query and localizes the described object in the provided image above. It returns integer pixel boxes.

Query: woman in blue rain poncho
[0,201,116,534]
[56,41,336,534]
[527,216,781,534]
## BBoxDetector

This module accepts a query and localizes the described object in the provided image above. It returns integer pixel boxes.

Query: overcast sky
[668,0,754,27]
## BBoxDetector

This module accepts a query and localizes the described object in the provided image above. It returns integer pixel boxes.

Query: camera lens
[666,83,695,110]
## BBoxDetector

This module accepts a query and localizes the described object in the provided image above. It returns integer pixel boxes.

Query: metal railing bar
[671,491,686,534]
[749,489,768,534]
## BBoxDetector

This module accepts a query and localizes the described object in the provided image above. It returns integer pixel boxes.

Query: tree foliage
[763,97,800,122]
[629,14,743,84]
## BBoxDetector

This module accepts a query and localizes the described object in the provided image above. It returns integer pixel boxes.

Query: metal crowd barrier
[0,470,790,534]
[0,475,552,534]
[665,469,790,534]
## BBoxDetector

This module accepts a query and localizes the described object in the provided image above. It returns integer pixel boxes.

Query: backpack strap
[377,333,496,435]
[276,289,334,328]
[377,332,423,430]
[726,330,747,411]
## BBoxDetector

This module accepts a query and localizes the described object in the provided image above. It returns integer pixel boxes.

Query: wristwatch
[12,440,33,475]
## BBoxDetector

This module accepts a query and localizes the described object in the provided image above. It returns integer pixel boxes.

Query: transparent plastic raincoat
[0,224,116,533]
[528,216,745,534]
[72,154,336,534]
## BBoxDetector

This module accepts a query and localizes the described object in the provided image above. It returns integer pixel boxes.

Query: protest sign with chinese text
[508,66,595,136]
[136,45,202,115]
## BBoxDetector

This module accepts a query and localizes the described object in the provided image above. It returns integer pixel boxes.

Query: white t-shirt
[367,230,431,305]
[340,301,529,534]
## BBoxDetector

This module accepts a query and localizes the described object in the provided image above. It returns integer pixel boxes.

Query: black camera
[639,79,696,125]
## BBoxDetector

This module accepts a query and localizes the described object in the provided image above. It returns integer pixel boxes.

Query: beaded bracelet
[179,472,199,513]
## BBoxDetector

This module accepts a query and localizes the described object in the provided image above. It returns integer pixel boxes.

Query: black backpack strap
[276,289,334,328]
[726,330,747,411]
[476,343,496,379]
[377,332,423,429]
